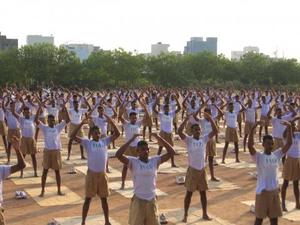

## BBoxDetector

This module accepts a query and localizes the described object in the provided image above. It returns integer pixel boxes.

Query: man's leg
[121,164,128,190]
[254,218,263,225]
[31,154,38,177]
[80,144,86,159]
[1,135,7,151]
[67,139,72,160]
[200,191,211,220]
[143,126,146,140]
[281,179,289,211]
[270,218,278,225]
[243,134,248,152]
[208,156,219,181]
[293,180,300,209]
[55,170,64,195]
[182,191,193,222]
[101,197,111,225]
[6,142,11,164]
[149,126,152,141]
[20,154,26,178]
[234,142,239,162]
[221,142,229,163]
[40,169,48,197]
[82,197,92,225]
[157,146,163,155]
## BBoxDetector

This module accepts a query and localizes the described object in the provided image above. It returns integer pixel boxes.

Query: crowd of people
[0,85,299,225]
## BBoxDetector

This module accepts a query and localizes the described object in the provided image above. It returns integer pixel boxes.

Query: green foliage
[0,44,299,88]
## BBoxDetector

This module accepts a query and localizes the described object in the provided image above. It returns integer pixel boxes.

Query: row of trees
[1,44,300,89]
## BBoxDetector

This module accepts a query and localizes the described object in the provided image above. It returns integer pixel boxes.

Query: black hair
[129,112,137,117]
[90,126,100,133]
[191,123,200,130]
[137,140,148,147]
[47,114,55,120]
[263,135,273,143]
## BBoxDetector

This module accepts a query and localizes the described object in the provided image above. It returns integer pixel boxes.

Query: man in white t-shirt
[116,133,175,225]
[259,95,272,142]
[71,116,120,225]
[153,98,181,167]
[248,120,292,225]
[178,112,218,222]
[12,104,39,178]
[281,119,300,212]
[36,106,70,197]
[67,100,91,160]
[119,101,150,190]
[0,136,26,225]
[221,101,245,163]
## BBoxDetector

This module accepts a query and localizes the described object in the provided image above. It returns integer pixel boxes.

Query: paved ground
[1,121,299,225]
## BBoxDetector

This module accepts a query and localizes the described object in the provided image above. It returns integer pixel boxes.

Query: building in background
[231,46,260,60]
[0,32,18,50]
[62,44,99,61]
[184,37,217,54]
[26,35,54,45]
[151,42,170,56]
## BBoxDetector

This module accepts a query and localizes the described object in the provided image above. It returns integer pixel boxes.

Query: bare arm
[152,133,175,164]
[104,114,120,142]
[178,116,189,141]
[248,121,260,155]
[281,121,293,154]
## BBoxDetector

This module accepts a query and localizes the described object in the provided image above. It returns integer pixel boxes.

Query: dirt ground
[1,120,299,225]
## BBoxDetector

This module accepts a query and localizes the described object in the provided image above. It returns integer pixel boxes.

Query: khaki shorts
[42,150,62,170]
[152,112,158,119]
[0,121,7,136]
[68,123,84,138]
[185,167,208,192]
[244,121,255,135]
[260,115,269,126]
[0,207,5,225]
[142,116,153,127]
[225,127,238,143]
[255,190,282,219]
[273,138,284,151]
[7,128,21,143]
[159,131,174,147]
[125,146,139,157]
[20,137,37,155]
[237,113,242,123]
[85,170,110,198]
[88,119,95,128]
[206,138,216,157]
[129,195,160,225]
[173,114,178,124]
[283,157,300,181]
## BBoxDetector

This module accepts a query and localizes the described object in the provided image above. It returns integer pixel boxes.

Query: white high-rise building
[231,46,260,61]
[151,42,169,56]
[26,35,54,45]
[62,44,95,61]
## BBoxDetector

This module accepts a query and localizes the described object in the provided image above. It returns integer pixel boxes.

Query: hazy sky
[1,0,300,59]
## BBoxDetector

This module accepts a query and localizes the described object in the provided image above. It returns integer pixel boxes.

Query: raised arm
[248,121,260,155]
[115,134,140,165]
[178,116,189,141]
[104,114,120,142]
[152,133,175,164]
[281,121,293,154]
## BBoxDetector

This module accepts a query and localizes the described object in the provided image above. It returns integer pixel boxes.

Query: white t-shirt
[245,108,256,123]
[124,120,142,147]
[128,156,161,201]
[287,132,300,158]
[185,135,209,171]
[200,119,213,136]
[92,116,108,135]
[105,106,114,118]
[261,103,270,117]
[0,165,11,206]
[225,111,238,128]
[46,106,59,120]
[19,116,36,138]
[0,108,5,121]
[252,149,283,194]
[38,121,66,150]
[5,110,19,129]
[81,137,111,172]
[159,111,175,133]
[271,114,293,139]
[69,109,88,125]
